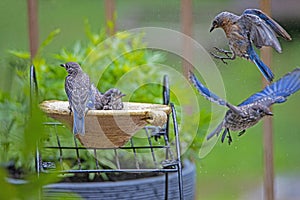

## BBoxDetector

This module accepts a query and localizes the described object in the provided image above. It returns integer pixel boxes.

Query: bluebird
[61,62,94,135]
[90,85,125,110]
[90,84,104,110]
[189,68,300,144]
[101,88,125,110]
[210,8,292,82]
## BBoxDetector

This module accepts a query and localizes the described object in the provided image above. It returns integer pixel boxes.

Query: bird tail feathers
[249,48,274,82]
[73,112,85,136]
[207,122,223,140]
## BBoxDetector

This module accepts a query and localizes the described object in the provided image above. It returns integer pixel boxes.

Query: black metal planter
[43,160,195,200]
[30,66,193,200]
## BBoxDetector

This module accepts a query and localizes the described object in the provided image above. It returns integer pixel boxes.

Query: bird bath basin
[40,100,171,148]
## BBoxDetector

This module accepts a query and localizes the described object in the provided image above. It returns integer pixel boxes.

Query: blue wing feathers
[243,9,292,41]
[240,68,300,106]
[189,71,227,107]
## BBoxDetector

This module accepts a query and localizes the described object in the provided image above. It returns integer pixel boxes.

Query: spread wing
[243,9,291,41]
[189,71,227,106]
[239,68,300,107]
[239,13,281,52]
[189,71,243,115]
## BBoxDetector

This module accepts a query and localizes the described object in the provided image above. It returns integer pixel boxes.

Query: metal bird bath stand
[31,66,192,199]
[40,101,171,148]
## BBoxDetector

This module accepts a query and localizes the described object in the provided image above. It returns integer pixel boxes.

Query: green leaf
[7,50,31,59]
[36,28,61,57]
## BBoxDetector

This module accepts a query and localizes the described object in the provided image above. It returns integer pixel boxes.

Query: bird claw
[210,52,228,64]
[227,135,233,145]
[238,130,246,137]
[68,106,72,115]
[220,58,228,65]
[213,47,232,55]
[210,48,233,64]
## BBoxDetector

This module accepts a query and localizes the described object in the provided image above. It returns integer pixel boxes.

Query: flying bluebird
[189,68,300,144]
[210,8,292,82]
[61,62,94,135]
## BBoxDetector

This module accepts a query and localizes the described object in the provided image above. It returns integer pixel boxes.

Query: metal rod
[163,75,170,105]
[35,146,40,175]
[171,103,184,200]
[130,138,140,169]
[54,125,63,170]
[55,168,179,174]
[162,75,170,200]
[260,1,274,200]
[94,149,100,170]
[27,0,39,59]
[73,136,82,170]
[44,145,167,150]
[145,127,158,168]
[114,149,121,169]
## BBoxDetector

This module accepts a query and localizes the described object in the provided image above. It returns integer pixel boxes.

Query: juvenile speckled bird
[189,68,300,144]
[91,84,104,110]
[210,8,292,82]
[101,88,125,110]
[61,62,94,135]
[91,86,125,110]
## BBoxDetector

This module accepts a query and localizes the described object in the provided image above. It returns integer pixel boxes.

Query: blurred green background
[1,0,300,199]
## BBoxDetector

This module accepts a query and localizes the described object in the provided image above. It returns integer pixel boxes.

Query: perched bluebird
[210,8,292,82]
[90,84,104,110]
[61,62,94,135]
[189,68,300,144]
[101,88,125,110]
[90,85,125,110]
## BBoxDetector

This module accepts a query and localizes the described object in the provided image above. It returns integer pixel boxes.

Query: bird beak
[209,25,215,32]
[116,94,126,100]
[266,111,273,116]
[60,64,66,68]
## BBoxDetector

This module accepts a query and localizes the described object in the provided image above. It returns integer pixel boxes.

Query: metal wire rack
[31,66,184,199]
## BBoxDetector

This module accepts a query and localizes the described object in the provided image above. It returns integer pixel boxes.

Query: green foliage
[1,22,167,177]
[0,20,209,194]
[55,20,165,103]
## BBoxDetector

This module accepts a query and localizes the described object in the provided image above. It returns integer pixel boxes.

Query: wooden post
[181,0,193,77]
[260,0,274,199]
[104,0,116,36]
[27,0,39,59]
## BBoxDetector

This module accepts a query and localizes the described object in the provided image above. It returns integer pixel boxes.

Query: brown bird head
[210,12,237,32]
[60,62,82,75]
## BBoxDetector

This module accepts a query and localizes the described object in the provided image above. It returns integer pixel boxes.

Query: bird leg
[68,106,72,116]
[213,47,233,56]
[210,47,235,64]
[221,128,232,145]
[238,130,246,137]
[227,131,233,145]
